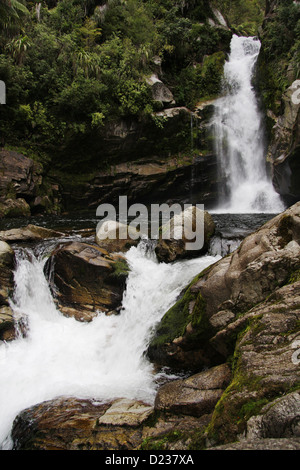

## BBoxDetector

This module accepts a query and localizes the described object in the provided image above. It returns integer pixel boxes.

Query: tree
[0,0,29,28]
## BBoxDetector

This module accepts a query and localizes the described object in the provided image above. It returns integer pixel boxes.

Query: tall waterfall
[212,35,284,214]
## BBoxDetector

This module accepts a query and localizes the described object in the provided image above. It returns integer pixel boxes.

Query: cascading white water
[212,35,285,213]
[0,241,220,449]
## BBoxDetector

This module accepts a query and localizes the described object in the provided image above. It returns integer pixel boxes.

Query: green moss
[108,258,130,285]
[149,264,216,351]
[238,398,270,423]
[202,312,300,447]
[150,283,197,347]
[288,269,300,285]
[140,430,185,451]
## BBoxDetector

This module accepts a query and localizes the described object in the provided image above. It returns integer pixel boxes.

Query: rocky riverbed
[0,203,299,450]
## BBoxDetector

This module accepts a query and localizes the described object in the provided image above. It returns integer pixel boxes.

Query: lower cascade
[212,35,285,214]
[0,241,219,449]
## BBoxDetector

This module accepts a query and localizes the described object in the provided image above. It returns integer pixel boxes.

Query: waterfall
[0,242,219,449]
[212,35,285,214]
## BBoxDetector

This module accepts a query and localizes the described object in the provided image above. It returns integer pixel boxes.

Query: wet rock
[0,198,31,218]
[155,206,215,263]
[141,413,212,451]
[11,397,154,450]
[0,224,64,243]
[0,305,15,340]
[155,364,231,417]
[46,241,129,321]
[0,241,15,340]
[95,220,140,253]
[97,398,153,427]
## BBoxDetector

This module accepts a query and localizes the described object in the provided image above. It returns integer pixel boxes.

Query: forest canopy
[0,0,267,165]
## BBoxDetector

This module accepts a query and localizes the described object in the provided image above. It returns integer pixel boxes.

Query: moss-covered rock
[204,281,300,447]
[148,202,300,372]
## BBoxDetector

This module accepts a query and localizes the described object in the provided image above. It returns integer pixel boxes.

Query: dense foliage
[258,0,300,114]
[0,0,266,167]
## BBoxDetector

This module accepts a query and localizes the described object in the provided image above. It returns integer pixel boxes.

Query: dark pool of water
[0,210,276,235]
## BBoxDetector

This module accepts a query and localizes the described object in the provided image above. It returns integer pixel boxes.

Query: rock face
[205,280,300,447]
[0,198,31,218]
[145,202,300,449]
[46,241,129,321]
[59,152,219,213]
[0,150,60,217]
[148,202,300,371]
[155,206,215,263]
[268,80,300,204]
[257,1,300,205]
[155,364,231,417]
[0,150,42,201]
[246,391,300,441]
[54,100,220,213]
[0,241,15,340]
[0,104,220,216]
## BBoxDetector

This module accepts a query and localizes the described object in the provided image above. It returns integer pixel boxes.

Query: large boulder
[45,241,130,321]
[95,220,140,253]
[155,363,231,417]
[155,206,215,263]
[148,202,300,370]
[11,397,154,450]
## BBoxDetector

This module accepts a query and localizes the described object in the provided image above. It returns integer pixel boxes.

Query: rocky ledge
[0,150,60,217]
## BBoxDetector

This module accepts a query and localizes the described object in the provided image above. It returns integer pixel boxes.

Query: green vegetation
[140,430,185,451]
[108,257,130,285]
[0,1,272,173]
[258,0,300,114]
[0,0,238,170]
[213,0,266,36]
[148,267,216,363]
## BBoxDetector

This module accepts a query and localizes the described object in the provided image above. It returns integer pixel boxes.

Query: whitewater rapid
[0,241,220,449]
